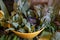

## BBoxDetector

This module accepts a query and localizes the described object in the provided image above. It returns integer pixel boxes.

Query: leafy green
[45,23,57,33]
[13,35,17,40]
[0,35,5,40]
[22,18,27,24]
[40,31,52,37]
[0,0,56,34]
[18,28,25,33]
[12,22,19,28]
[18,0,30,17]
[8,36,12,40]
[17,37,20,40]
[5,35,8,40]
[25,22,31,32]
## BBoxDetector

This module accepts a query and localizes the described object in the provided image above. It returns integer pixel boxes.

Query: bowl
[1,21,45,39]
[12,27,45,38]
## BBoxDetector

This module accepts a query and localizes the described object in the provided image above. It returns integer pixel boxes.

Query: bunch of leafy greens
[0,0,56,33]
[0,0,57,40]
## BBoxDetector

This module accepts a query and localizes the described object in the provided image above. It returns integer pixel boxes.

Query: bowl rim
[0,10,4,20]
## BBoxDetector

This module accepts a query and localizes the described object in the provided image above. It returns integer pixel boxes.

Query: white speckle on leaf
[12,22,19,28]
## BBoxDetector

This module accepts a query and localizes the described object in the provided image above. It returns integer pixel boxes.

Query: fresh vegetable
[0,0,56,34]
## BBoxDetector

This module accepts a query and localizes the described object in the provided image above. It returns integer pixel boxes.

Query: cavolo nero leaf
[18,0,30,17]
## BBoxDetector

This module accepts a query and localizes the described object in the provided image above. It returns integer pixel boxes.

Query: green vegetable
[13,35,17,40]
[8,36,12,40]
[17,37,20,40]
[0,35,5,40]
[5,35,8,40]
[25,22,31,32]
[0,0,56,34]
[18,0,30,17]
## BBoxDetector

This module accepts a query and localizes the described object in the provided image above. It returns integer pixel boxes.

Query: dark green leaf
[13,35,17,40]
[0,35,5,40]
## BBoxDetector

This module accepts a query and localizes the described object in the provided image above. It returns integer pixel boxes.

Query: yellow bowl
[12,28,45,38]
[1,22,45,39]
[0,10,4,20]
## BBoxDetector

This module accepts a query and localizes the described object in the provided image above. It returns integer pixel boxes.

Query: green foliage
[0,35,5,40]
[1,0,56,33]
[8,35,12,40]
[45,22,57,33]
[40,31,52,37]
[0,0,57,40]
[13,35,17,40]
